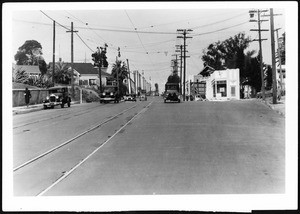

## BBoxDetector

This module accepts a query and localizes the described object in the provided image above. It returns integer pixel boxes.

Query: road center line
[37,101,153,196]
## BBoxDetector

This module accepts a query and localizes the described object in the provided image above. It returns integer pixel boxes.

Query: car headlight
[102,92,105,96]
[46,96,49,100]
[110,92,114,96]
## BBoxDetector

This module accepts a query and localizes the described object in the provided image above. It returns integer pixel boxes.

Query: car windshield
[49,88,66,94]
[103,87,116,92]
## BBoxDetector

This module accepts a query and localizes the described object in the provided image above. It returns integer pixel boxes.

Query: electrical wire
[40,10,70,31]
[75,32,94,52]
[193,21,249,36]
[191,12,246,30]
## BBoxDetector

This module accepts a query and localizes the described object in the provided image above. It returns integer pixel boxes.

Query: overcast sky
[4,2,295,91]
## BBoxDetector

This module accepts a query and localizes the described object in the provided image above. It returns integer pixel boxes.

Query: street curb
[13,101,80,115]
[259,99,285,117]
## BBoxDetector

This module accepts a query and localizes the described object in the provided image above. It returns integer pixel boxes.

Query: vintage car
[100,86,120,103]
[139,90,147,101]
[124,94,137,102]
[43,86,71,109]
[164,83,181,103]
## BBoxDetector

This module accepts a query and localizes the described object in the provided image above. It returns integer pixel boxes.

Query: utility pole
[177,30,192,101]
[270,8,277,104]
[116,56,119,95]
[127,59,131,94]
[249,9,268,100]
[275,28,283,92]
[52,20,55,81]
[261,9,282,103]
[66,22,78,99]
[176,44,185,95]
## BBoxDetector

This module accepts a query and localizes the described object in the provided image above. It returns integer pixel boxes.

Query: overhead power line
[40,10,70,31]
[191,12,246,30]
[193,21,249,36]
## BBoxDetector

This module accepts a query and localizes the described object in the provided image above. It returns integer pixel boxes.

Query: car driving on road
[164,83,181,103]
[139,90,147,101]
[43,86,71,109]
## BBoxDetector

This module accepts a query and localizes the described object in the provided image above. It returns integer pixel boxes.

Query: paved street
[13,97,285,196]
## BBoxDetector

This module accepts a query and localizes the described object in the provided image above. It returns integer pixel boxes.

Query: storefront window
[217,80,227,97]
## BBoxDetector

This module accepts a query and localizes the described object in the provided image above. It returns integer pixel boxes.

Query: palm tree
[49,61,71,85]
[111,60,128,96]
[111,60,128,81]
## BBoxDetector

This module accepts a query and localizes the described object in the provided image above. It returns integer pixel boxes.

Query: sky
[5,2,293,92]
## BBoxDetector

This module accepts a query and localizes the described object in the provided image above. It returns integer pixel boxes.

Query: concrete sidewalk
[263,96,285,117]
[12,101,81,115]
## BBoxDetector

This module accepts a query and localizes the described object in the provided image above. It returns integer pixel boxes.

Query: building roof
[70,63,110,76]
[49,62,111,76]
[199,65,215,76]
[14,65,40,74]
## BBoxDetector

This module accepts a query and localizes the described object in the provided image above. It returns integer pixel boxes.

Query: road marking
[37,101,153,196]
[13,103,139,172]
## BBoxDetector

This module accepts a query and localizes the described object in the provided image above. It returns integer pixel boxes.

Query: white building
[191,66,240,100]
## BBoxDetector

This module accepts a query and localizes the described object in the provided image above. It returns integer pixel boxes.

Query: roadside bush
[82,88,100,102]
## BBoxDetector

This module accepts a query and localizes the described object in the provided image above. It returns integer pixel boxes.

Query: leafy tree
[27,75,54,88]
[12,69,30,84]
[155,83,159,92]
[167,73,180,84]
[14,40,43,65]
[243,53,261,93]
[280,32,285,65]
[265,65,273,90]
[202,32,251,78]
[38,58,48,76]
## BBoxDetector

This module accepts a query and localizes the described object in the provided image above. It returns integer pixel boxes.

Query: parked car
[124,94,137,102]
[100,86,120,103]
[139,90,147,101]
[43,86,71,109]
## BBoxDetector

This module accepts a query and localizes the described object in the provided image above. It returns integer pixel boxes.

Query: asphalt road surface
[13,97,285,196]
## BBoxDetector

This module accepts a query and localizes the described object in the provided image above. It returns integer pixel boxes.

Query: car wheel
[43,105,47,109]
[51,106,54,109]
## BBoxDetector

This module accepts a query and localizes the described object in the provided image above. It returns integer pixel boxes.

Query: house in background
[50,59,111,88]
[71,63,111,89]
[14,64,41,80]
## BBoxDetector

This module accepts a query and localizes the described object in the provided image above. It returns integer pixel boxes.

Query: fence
[13,88,81,107]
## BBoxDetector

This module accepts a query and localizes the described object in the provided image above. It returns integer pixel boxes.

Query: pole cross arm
[250,29,269,31]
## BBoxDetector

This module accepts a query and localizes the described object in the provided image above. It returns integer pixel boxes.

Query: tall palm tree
[111,60,128,81]
[111,60,128,96]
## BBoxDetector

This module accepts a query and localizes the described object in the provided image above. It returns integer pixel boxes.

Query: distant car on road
[139,90,147,101]
[43,86,71,109]
[100,86,120,103]
[164,83,181,103]
[124,94,137,102]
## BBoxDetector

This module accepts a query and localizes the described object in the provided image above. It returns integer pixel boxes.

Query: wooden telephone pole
[177,29,192,101]
[52,20,55,79]
[66,22,78,99]
[250,9,268,100]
